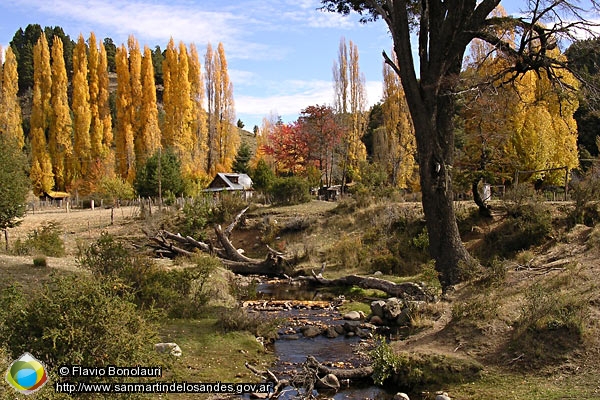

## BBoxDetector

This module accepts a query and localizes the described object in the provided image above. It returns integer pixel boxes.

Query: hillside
[1,197,599,398]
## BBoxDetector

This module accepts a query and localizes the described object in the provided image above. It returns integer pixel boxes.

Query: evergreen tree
[134,147,184,198]
[233,142,252,174]
[0,135,29,233]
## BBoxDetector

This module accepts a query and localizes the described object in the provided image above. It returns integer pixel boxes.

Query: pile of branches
[145,207,296,277]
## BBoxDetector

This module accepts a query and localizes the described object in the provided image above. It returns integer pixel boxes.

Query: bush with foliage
[135,147,184,198]
[270,176,311,205]
[251,158,276,195]
[12,222,65,257]
[484,202,552,258]
[0,136,29,233]
[0,275,162,372]
[569,169,600,226]
[96,175,135,206]
[78,233,218,317]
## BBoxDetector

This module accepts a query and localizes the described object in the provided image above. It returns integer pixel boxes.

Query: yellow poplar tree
[380,54,417,189]
[49,36,73,191]
[333,37,367,184]
[0,47,25,149]
[115,45,135,182]
[205,42,238,173]
[98,41,113,162]
[188,43,208,176]
[161,38,177,148]
[204,42,217,173]
[137,45,161,168]
[71,34,92,184]
[30,33,54,195]
[128,36,143,143]
[88,32,103,161]
[162,39,195,171]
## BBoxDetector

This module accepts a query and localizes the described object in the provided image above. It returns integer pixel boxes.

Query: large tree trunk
[415,87,475,290]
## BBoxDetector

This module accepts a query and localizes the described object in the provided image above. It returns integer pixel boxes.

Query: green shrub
[33,256,47,267]
[77,231,130,276]
[216,308,281,342]
[12,222,65,257]
[370,337,481,389]
[569,170,600,226]
[78,233,217,318]
[0,274,162,371]
[270,176,311,205]
[484,202,552,258]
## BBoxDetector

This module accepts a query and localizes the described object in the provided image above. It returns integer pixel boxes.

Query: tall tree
[188,43,208,176]
[162,39,195,170]
[379,52,417,189]
[115,45,135,182]
[298,105,344,186]
[0,47,25,149]
[29,33,54,195]
[0,135,29,234]
[49,36,72,191]
[205,42,238,174]
[97,41,113,162]
[321,0,593,289]
[71,34,92,184]
[128,35,143,147]
[333,37,367,186]
[137,45,161,168]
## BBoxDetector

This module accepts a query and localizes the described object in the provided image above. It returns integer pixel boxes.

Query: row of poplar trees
[2,30,238,197]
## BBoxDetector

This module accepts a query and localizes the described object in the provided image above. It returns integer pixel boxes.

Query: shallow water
[248,281,395,399]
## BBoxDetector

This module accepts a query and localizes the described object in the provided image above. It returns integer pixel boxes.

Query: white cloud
[236,79,382,121]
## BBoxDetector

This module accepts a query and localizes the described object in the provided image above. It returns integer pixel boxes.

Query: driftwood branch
[298,270,432,301]
[146,206,296,277]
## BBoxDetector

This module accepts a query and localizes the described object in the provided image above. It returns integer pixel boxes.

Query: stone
[343,321,361,333]
[334,325,346,335]
[384,297,404,320]
[343,311,363,321]
[435,392,451,400]
[324,326,339,338]
[369,315,384,325]
[373,270,383,276]
[396,307,412,326]
[394,393,410,400]
[154,343,182,357]
[318,373,340,390]
[300,325,322,338]
[370,300,386,318]
[356,328,371,339]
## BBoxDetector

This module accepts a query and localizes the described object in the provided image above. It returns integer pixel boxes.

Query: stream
[244,280,397,399]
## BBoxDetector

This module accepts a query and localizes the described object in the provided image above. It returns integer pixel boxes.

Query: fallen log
[298,271,432,301]
[306,355,373,380]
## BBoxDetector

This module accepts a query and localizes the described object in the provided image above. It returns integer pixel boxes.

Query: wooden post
[4,230,8,252]
[564,167,569,201]
[91,199,95,210]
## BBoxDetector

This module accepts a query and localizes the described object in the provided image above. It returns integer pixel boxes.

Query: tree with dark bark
[321,0,597,289]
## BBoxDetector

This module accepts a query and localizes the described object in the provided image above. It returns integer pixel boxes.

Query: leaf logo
[5,352,49,394]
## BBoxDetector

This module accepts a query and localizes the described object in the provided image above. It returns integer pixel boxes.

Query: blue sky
[1,0,597,130]
[0,0,392,130]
